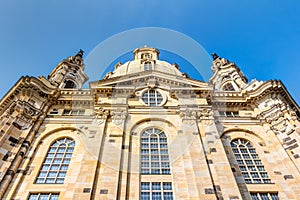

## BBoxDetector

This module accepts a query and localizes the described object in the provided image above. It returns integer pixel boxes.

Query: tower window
[64,80,76,89]
[144,62,153,71]
[141,128,170,175]
[142,53,152,59]
[35,137,75,184]
[231,139,271,184]
[222,82,235,91]
[141,90,163,106]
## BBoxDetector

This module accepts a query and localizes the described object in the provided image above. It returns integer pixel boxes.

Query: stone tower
[48,50,88,89]
[210,53,247,91]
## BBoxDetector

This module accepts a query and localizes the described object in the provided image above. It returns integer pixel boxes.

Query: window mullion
[150,182,152,200]
[155,90,158,105]
[147,91,150,106]
[158,134,161,174]
[148,134,151,174]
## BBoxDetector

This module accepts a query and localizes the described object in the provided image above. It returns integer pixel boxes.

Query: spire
[63,49,85,68]
[209,54,247,91]
[47,50,88,89]
[212,52,219,60]
[76,49,84,58]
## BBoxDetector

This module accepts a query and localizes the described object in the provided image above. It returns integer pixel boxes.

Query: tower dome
[104,47,184,79]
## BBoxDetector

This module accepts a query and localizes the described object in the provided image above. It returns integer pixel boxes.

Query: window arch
[141,128,170,175]
[231,138,271,184]
[64,80,76,89]
[222,82,235,91]
[35,137,75,184]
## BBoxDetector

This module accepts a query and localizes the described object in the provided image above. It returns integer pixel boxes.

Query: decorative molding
[147,78,157,88]
[178,108,214,125]
[6,100,42,130]
[199,108,214,125]
[179,109,197,125]
[49,65,68,86]
[111,108,127,125]
[94,107,110,125]
[257,102,296,136]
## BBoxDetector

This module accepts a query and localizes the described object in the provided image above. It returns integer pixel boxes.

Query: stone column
[0,101,50,199]
[197,108,243,200]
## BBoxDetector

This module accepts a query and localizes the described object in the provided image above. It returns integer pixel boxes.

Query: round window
[141,89,163,106]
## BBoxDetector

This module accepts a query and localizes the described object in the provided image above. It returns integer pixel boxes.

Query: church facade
[0,47,300,199]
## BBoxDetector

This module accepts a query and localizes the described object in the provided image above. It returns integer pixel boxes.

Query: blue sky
[0,1,300,104]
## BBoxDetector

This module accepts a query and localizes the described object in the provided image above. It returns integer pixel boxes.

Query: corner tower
[48,50,88,89]
[209,53,247,91]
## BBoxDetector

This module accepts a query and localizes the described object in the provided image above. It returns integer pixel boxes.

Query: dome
[105,47,184,79]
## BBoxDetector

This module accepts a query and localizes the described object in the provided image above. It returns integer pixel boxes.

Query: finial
[212,52,219,60]
[76,49,84,58]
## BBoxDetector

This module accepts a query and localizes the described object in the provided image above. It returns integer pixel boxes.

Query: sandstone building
[0,47,299,199]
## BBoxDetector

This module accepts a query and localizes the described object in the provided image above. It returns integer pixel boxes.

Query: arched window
[64,80,76,89]
[35,137,75,184]
[141,128,170,175]
[231,138,271,184]
[222,82,235,91]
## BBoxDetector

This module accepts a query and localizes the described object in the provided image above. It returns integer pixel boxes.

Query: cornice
[90,70,210,89]
[212,80,300,112]
[0,76,59,114]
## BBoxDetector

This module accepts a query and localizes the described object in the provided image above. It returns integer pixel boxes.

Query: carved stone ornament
[111,108,127,125]
[94,107,110,125]
[13,115,32,130]
[9,100,41,130]
[270,116,295,135]
[103,71,114,80]
[49,65,68,85]
[258,102,296,136]
[169,91,178,100]
[179,108,215,126]
[65,49,84,67]
[147,78,157,88]
[199,109,214,125]
[179,109,198,125]
[0,103,15,120]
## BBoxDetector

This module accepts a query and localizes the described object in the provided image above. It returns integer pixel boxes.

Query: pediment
[89,70,211,90]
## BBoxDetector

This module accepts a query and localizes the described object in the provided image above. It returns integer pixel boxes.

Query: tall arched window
[141,128,170,175]
[35,137,75,184]
[231,138,271,184]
